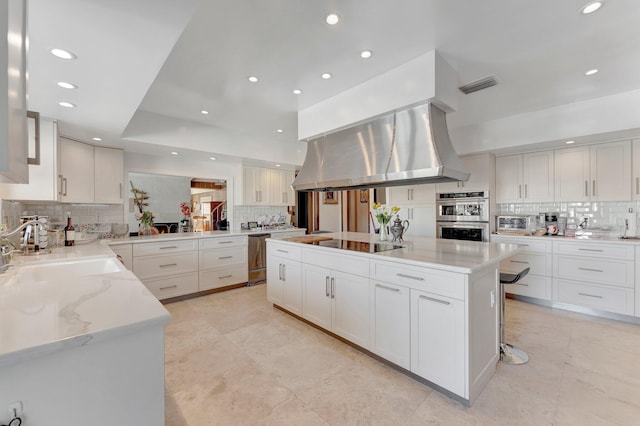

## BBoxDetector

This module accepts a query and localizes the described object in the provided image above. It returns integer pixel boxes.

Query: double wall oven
[436,190,490,242]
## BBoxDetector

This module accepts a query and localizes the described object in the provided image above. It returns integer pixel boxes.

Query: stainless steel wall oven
[436,190,490,242]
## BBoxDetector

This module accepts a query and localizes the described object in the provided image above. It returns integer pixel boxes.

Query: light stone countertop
[274,231,522,274]
[491,232,640,245]
[0,242,170,368]
[107,227,306,246]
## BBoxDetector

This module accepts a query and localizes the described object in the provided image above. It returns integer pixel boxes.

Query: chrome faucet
[0,219,49,269]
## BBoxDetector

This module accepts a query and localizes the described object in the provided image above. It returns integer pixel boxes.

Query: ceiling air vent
[459,75,498,95]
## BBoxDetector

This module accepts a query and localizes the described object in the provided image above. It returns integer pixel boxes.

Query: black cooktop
[308,239,402,253]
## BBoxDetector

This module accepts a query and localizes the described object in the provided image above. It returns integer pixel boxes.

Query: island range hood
[292,102,469,192]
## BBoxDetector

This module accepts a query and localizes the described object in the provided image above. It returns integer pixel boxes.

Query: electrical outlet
[8,401,22,419]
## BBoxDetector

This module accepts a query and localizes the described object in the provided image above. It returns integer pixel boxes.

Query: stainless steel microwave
[496,215,535,233]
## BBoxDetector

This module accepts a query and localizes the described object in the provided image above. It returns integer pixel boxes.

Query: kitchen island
[266,232,521,406]
[0,243,170,425]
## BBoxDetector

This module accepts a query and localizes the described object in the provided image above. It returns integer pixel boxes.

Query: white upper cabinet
[496,151,554,203]
[243,166,296,206]
[436,153,495,193]
[555,141,631,202]
[0,118,58,201]
[633,140,640,200]
[271,169,296,206]
[95,147,124,204]
[387,184,435,205]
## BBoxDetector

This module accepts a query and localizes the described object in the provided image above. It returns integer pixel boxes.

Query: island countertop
[279,231,522,274]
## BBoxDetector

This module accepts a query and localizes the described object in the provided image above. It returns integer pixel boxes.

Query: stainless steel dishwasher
[247,233,270,285]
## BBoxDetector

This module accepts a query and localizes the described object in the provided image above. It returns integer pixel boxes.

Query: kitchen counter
[492,232,640,245]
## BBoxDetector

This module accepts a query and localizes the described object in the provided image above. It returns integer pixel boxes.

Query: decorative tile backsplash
[233,206,290,228]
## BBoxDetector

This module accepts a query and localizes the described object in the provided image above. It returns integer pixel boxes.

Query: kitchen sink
[14,257,124,283]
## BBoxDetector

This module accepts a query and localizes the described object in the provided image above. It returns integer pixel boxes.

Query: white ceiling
[26,0,640,167]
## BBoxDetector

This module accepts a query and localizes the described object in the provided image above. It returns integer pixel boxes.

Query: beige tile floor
[164,285,640,425]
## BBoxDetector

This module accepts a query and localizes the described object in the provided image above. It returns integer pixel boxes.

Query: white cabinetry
[552,241,634,315]
[0,118,59,201]
[388,184,435,205]
[370,281,410,369]
[496,151,554,203]
[554,141,631,202]
[387,184,436,238]
[436,153,495,193]
[58,137,124,204]
[491,236,552,301]
[633,139,640,200]
[266,240,303,315]
[109,243,133,270]
[198,236,248,291]
[132,239,199,300]
[301,248,370,348]
[243,166,296,206]
[411,288,465,396]
[271,169,296,206]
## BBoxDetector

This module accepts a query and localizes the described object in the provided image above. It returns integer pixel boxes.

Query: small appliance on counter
[495,215,536,235]
[19,215,50,254]
[541,212,559,235]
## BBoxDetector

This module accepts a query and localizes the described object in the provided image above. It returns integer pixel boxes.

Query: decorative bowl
[111,223,129,237]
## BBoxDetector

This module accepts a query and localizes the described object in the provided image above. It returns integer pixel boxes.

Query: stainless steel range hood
[292,103,469,191]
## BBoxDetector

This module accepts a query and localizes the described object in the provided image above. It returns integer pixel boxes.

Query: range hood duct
[292,103,469,192]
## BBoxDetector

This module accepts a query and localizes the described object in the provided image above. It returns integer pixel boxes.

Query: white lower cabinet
[267,255,303,315]
[198,236,248,291]
[411,289,465,396]
[143,272,199,300]
[370,281,410,369]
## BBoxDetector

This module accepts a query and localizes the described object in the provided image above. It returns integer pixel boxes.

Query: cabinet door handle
[518,184,522,199]
[578,248,603,252]
[62,177,68,196]
[276,249,289,253]
[397,273,424,281]
[57,174,63,196]
[218,256,233,259]
[218,274,233,279]
[119,183,123,198]
[592,180,596,197]
[636,177,639,195]
[331,277,335,299]
[159,285,177,290]
[407,189,410,201]
[279,264,283,280]
[325,276,330,297]
[578,292,603,299]
[159,246,178,250]
[585,180,588,197]
[510,260,529,264]
[376,283,400,292]
[524,184,528,199]
[419,294,450,305]
[160,263,177,268]
[578,267,604,273]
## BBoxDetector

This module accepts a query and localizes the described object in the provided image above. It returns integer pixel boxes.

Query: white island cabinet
[267,232,520,406]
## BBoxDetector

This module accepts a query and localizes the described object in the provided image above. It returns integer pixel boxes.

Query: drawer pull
[578,248,603,252]
[159,246,178,250]
[160,263,177,268]
[218,256,233,259]
[578,267,604,273]
[218,274,233,279]
[510,260,529,264]
[218,241,233,244]
[419,295,450,305]
[516,283,529,287]
[376,284,400,292]
[397,273,424,281]
[276,249,289,253]
[578,292,604,299]
[159,285,177,290]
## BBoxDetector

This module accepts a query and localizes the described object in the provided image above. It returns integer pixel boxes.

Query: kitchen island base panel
[0,326,166,426]
[271,304,475,407]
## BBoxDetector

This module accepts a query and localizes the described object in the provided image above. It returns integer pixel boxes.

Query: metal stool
[499,267,530,365]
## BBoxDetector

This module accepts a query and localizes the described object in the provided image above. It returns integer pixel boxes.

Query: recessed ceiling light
[275,164,281,167]
[360,50,373,59]
[50,48,76,60]
[321,73,332,79]
[57,81,76,89]
[325,13,340,25]
[293,89,302,95]
[200,110,209,115]
[171,151,178,155]
[565,140,576,144]
[275,129,284,133]
[581,1,603,14]
[209,157,216,161]
[585,69,599,76]
[58,102,75,108]
[92,137,102,142]
[248,76,259,83]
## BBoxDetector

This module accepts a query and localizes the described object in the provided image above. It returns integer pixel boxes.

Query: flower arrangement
[135,210,155,227]
[180,202,191,219]
[372,202,400,226]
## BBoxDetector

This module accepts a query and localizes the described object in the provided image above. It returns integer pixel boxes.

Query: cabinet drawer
[199,236,247,250]
[554,279,634,315]
[267,241,302,261]
[555,255,633,288]
[199,265,248,291]
[491,236,551,253]
[200,246,247,269]
[372,260,465,300]
[143,272,199,300]
[303,247,369,277]
[504,275,551,300]
[553,241,634,260]
[133,239,198,256]
[500,252,550,276]
[133,252,198,280]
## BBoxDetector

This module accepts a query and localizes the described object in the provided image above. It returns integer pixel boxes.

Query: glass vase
[139,223,153,236]
[379,222,388,241]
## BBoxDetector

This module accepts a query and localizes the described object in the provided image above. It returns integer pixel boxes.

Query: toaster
[496,215,536,233]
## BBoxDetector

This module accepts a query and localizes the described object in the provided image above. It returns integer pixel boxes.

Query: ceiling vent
[459,75,498,95]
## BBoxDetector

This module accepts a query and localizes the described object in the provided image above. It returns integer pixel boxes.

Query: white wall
[319,195,341,232]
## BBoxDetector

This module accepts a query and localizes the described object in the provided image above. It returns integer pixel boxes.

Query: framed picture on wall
[359,189,369,203]
[323,191,338,204]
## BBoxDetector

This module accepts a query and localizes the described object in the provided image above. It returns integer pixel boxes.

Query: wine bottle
[64,213,75,246]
